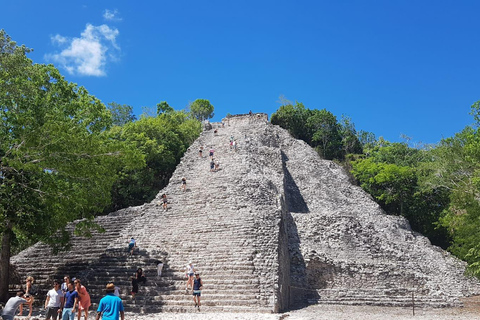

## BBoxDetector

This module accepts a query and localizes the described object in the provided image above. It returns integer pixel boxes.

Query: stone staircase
[11,116,283,313]
[10,114,480,313]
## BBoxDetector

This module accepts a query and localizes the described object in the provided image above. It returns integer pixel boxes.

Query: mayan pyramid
[10,114,480,313]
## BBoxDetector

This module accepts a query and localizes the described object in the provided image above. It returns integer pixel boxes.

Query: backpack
[29,284,38,296]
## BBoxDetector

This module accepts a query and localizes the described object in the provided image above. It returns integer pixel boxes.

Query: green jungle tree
[157,101,174,115]
[0,30,142,301]
[189,99,214,121]
[108,102,137,126]
[105,110,201,211]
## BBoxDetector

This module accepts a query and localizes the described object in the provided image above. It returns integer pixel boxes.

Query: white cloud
[51,34,67,44]
[103,9,122,21]
[46,24,120,77]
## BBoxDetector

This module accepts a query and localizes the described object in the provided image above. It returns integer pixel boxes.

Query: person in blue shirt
[96,283,124,320]
[62,283,78,320]
[128,237,136,256]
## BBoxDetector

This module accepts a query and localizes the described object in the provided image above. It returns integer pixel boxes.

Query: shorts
[209,152,214,156]
[188,272,194,277]
[46,306,60,320]
[62,308,75,320]
[193,290,201,296]
[128,243,134,251]
[2,315,14,320]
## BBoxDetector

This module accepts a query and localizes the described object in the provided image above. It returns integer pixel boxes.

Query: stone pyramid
[10,114,480,313]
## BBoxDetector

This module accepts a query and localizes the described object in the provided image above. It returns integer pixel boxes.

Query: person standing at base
[62,282,78,320]
[61,276,71,294]
[74,279,91,320]
[96,283,125,320]
[1,291,32,320]
[113,284,121,297]
[192,272,203,311]
[18,276,35,317]
[45,280,65,320]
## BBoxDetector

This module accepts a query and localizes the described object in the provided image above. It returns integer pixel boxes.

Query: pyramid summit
[10,113,480,312]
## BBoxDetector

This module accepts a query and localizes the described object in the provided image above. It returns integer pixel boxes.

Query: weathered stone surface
[10,114,480,313]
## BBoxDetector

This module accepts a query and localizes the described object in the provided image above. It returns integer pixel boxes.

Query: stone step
[123,304,272,313]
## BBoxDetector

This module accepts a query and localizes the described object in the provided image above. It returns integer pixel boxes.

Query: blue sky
[3,1,480,144]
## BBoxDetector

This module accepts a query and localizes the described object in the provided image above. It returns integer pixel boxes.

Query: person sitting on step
[136,268,146,285]
[130,268,146,302]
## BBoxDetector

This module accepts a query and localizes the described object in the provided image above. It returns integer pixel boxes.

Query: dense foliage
[105,111,201,211]
[271,102,362,160]
[189,99,214,121]
[271,100,480,278]
[0,30,144,301]
[0,30,203,301]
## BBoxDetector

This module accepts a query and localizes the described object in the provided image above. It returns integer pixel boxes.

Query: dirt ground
[12,297,480,320]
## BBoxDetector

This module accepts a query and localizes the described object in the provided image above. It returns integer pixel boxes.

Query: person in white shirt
[156,260,164,277]
[113,285,121,297]
[44,280,64,320]
[61,276,71,294]
[185,261,195,292]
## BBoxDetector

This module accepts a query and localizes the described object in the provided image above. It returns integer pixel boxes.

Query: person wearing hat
[96,283,124,320]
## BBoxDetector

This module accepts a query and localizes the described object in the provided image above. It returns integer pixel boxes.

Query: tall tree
[339,115,363,155]
[271,102,312,143]
[189,99,214,121]
[108,102,137,126]
[307,109,343,160]
[420,119,480,273]
[0,30,141,301]
[157,101,173,115]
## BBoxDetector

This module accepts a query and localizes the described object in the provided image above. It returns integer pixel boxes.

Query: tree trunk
[0,227,12,302]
